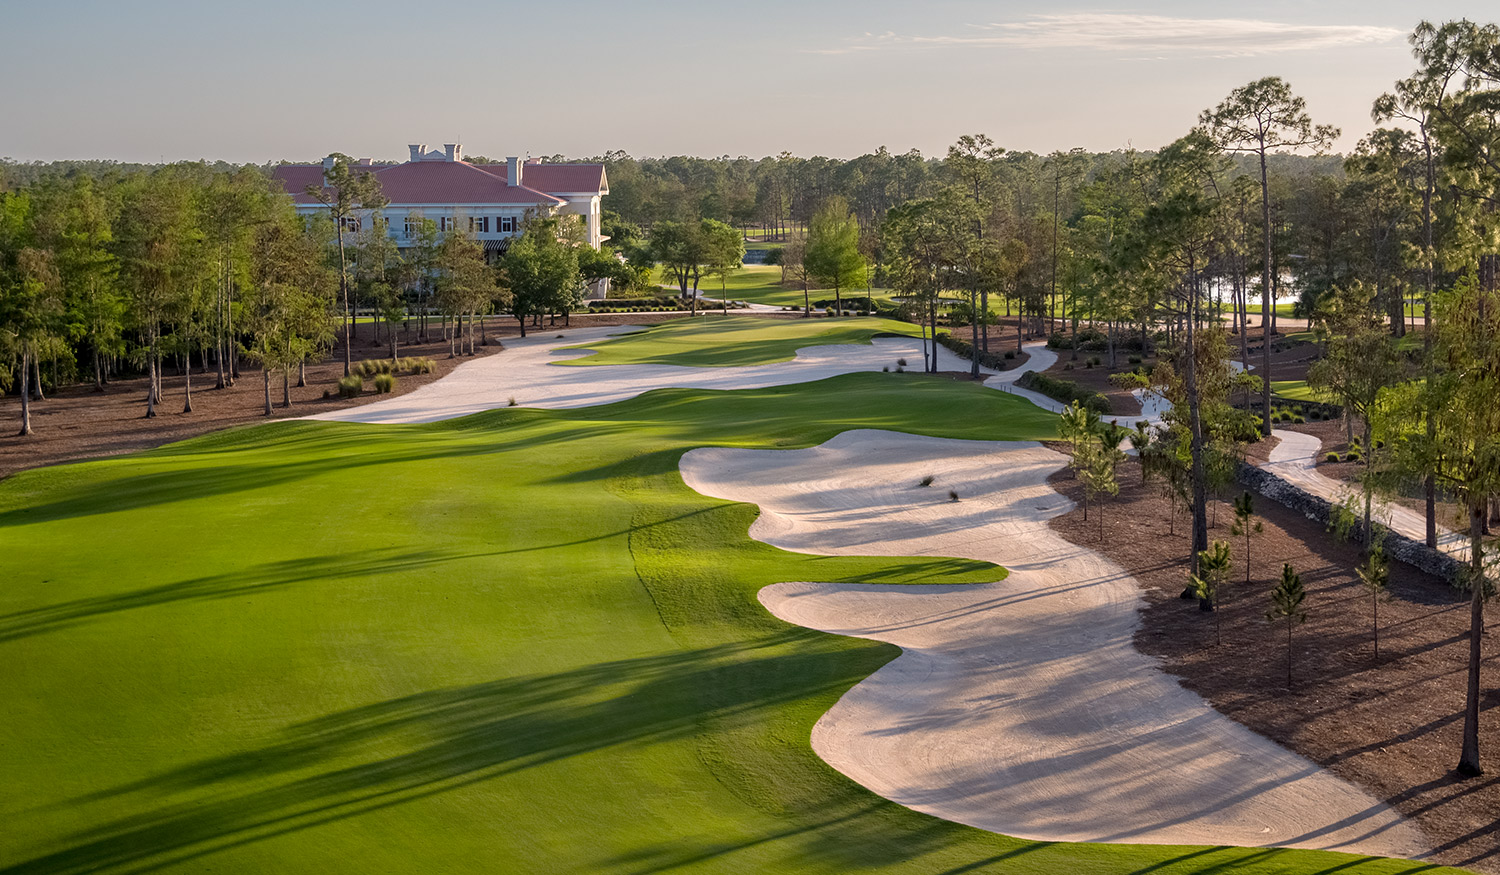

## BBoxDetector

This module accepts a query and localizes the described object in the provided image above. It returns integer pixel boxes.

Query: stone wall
[1237,462,1465,582]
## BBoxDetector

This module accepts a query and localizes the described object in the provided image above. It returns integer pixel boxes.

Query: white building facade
[272,143,609,258]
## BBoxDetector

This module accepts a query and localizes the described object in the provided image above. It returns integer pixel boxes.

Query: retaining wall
[1237,462,1465,582]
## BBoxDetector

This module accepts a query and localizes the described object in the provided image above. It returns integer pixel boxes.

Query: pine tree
[1267,563,1308,688]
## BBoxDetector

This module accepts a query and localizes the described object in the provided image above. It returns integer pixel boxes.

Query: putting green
[559,314,921,367]
[0,375,1463,874]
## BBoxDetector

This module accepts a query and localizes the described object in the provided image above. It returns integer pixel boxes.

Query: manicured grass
[1270,380,1325,402]
[0,375,1460,874]
[678,264,897,309]
[1245,302,1300,317]
[559,314,922,367]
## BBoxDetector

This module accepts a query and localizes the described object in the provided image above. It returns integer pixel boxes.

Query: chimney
[322,155,336,172]
[444,143,461,162]
[506,156,521,186]
[357,157,372,166]
[408,144,425,162]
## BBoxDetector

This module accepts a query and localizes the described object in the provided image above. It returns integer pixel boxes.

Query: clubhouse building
[272,143,610,257]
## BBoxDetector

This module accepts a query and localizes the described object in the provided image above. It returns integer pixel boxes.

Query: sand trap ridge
[681,431,1428,858]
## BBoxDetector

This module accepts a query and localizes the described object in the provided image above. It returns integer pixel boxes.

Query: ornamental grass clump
[373,373,396,394]
[337,375,363,398]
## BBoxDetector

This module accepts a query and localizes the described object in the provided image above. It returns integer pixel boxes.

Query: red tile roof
[272,159,604,207]
[475,162,609,194]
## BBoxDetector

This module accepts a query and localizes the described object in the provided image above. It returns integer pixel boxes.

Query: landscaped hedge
[1016,370,1113,414]
[587,296,748,313]
[935,331,1017,371]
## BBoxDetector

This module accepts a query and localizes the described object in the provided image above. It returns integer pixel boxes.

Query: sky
[1,0,1495,164]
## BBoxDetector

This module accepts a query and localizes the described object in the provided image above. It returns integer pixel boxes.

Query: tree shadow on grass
[6,632,893,875]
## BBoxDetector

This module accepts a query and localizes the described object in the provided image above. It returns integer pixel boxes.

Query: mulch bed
[1046,452,1500,873]
[0,313,678,480]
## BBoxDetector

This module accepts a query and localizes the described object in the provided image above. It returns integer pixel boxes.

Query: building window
[403,218,418,238]
[340,216,362,233]
[470,216,489,233]
[438,216,454,232]
[500,216,515,233]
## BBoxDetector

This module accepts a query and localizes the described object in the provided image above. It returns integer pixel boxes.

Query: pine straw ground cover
[1047,452,1500,874]
[0,312,685,480]
[0,374,1462,875]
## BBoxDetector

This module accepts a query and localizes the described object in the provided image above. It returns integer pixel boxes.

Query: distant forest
[0,148,1347,235]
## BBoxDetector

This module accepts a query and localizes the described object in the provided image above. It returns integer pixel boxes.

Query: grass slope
[560,314,920,367]
[673,265,896,309]
[1271,380,1325,402]
[0,375,1460,874]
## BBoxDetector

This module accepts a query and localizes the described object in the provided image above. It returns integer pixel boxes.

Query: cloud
[812,14,1405,58]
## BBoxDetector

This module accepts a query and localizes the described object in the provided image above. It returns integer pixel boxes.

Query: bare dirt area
[1047,454,1500,873]
[0,312,678,480]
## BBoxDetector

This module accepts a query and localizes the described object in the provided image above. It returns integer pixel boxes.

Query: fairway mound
[680,431,1429,860]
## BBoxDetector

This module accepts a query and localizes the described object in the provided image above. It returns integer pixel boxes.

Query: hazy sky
[2,1,1495,163]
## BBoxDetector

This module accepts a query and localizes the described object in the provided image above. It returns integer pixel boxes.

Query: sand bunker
[311,324,1063,424]
[681,430,1428,859]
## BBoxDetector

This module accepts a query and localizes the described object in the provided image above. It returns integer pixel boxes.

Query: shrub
[337,375,363,398]
[919,475,935,487]
[508,397,518,407]
[897,358,907,367]
[1292,414,1306,423]
[1089,356,1102,366]
[895,366,905,373]
[882,365,890,372]
[948,490,959,502]
[1128,354,1142,365]
[1084,360,1094,369]
[1345,450,1362,462]
[409,357,436,374]
[1017,371,1112,414]
[373,373,396,394]
[1326,452,1341,463]
[322,389,332,400]
[1004,350,1015,360]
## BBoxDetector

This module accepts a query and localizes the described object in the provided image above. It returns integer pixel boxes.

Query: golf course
[0,318,1467,874]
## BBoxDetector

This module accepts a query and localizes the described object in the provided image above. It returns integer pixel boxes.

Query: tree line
[0,159,628,429]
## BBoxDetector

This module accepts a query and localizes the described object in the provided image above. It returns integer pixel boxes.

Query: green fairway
[1246,302,1300,317]
[0,376,1465,874]
[680,264,897,309]
[560,314,921,367]
[1271,380,1325,402]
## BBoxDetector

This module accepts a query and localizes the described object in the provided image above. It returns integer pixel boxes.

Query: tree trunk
[17,346,32,436]
[262,367,272,416]
[298,358,307,388]
[516,314,527,339]
[1258,149,1274,436]
[1185,267,1210,602]
[969,289,981,379]
[32,357,45,401]
[980,288,989,353]
[282,367,291,408]
[144,348,157,419]
[1457,505,1485,777]
[182,360,193,414]
[338,227,352,376]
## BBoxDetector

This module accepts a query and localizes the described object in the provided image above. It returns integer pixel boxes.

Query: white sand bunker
[681,431,1427,859]
[310,324,1063,424]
